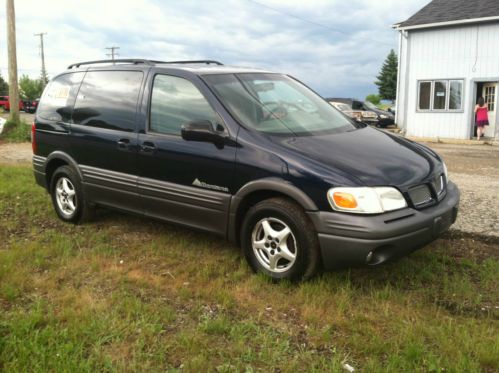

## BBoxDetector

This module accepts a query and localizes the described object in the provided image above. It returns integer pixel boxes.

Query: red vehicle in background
[0,96,24,111]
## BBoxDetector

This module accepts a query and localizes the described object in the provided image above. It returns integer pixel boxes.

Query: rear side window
[149,74,218,136]
[72,71,143,132]
[38,73,84,122]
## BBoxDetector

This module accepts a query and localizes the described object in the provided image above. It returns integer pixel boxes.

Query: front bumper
[307,181,460,270]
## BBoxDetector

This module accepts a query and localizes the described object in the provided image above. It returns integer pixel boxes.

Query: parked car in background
[22,100,31,112]
[328,100,380,126]
[24,99,39,113]
[330,98,395,127]
[388,104,396,115]
[0,96,24,111]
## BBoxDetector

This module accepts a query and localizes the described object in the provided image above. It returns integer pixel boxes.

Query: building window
[449,80,463,110]
[417,79,463,111]
[418,82,431,110]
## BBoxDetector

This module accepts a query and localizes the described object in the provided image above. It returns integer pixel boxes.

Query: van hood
[274,127,440,188]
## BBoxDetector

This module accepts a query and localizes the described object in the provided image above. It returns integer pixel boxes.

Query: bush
[0,120,31,142]
[366,94,381,106]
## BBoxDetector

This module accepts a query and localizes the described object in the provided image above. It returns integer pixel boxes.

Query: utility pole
[105,46,120,61]
[34,32,48,86]
[6,0,19,124]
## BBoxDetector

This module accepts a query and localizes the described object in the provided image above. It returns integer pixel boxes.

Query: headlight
[327,187,407,214]
[379,114,388,119]
[443,162,449,183]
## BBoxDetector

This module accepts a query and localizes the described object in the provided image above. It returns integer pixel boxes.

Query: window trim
[146,73,226,138]
[416,79,464,113]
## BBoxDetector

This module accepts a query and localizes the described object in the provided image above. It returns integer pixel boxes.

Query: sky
[0,0,429,99]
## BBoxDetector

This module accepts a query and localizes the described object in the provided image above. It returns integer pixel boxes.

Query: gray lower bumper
[307,181,460,270]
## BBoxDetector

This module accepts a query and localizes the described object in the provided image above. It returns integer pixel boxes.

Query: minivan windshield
[203,73,358,136]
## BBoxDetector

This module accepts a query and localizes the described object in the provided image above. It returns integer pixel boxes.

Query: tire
[50,165,94,224]
[241,197,320,281]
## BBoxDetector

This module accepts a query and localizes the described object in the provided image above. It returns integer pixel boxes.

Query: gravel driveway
[1,141,498,237]
[426,143,499,238]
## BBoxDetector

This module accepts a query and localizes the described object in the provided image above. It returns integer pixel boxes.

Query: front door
[137,73,236,235]
[482,83,497,138]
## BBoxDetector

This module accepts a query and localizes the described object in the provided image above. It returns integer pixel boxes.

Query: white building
[394,0,499,140]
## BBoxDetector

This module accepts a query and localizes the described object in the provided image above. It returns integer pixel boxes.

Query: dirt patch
[441,231,499,262]
[0,142,32,164]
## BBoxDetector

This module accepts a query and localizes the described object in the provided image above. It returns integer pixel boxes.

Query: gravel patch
[449,173,499,237]
[0,142,32,164]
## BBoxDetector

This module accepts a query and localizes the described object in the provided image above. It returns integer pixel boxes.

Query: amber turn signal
[332,192,358,209]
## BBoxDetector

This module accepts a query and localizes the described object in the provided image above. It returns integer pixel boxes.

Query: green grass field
[0,165,498,372]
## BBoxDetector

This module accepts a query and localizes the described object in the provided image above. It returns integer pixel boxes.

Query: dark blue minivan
[32,59,459,281]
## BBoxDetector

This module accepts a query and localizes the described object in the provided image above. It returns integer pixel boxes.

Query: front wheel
[241,197,320,281]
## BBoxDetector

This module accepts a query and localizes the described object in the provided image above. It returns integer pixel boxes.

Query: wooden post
[6,0,20,124]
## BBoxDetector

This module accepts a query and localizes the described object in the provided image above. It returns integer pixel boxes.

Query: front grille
[408,184,433,208]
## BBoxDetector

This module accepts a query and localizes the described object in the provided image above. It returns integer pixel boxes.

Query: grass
[0,119,31,143]
[0,164,498,372]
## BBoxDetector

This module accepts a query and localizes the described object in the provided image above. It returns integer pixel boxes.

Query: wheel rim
[55,177,77,217]
[251,217,297,273]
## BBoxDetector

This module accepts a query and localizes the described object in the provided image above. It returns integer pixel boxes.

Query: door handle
[141,141,156,152]
[117,138,130,149]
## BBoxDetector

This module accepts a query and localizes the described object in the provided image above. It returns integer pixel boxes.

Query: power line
[105,46,120,61]
[246,0,393,47]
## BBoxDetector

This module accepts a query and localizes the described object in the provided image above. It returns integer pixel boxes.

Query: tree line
[0,72,45,100]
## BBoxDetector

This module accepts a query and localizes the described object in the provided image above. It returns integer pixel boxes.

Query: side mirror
[181,120,223,143]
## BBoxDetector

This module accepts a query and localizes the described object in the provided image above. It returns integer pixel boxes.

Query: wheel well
[45,159,68,190]
[234,190,302,246]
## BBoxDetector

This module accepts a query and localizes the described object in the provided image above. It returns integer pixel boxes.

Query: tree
[0,73,8,95]
[19,75,43,100]
[375,49,398,101]
[365,94,381,105]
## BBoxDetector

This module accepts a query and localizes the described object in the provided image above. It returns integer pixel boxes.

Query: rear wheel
[50,165,93,223]
[241,197,320,281]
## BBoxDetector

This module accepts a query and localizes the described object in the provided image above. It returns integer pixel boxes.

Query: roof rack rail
[67,59,223,69]
[160,60,223,66]
[67,59,160,69]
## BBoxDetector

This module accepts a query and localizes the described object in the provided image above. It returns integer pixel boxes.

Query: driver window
[150,75,218,135]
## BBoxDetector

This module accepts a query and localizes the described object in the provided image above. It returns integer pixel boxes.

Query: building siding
[397,22,499,139]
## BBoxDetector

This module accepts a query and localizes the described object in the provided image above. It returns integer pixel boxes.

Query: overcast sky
[0,0,429,99]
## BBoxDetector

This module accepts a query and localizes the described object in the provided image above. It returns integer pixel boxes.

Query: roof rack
[67,59,223,69]
[161,60,223,66]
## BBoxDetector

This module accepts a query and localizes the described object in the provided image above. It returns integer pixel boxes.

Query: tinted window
[418,82,431,110]
[449,80,463,110]
[433,81,447,110]
[38,73,84,122]
[73,71,143,132]
[149,75,218,136]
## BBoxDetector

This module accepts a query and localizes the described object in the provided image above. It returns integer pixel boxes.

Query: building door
[482,83,497,138]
